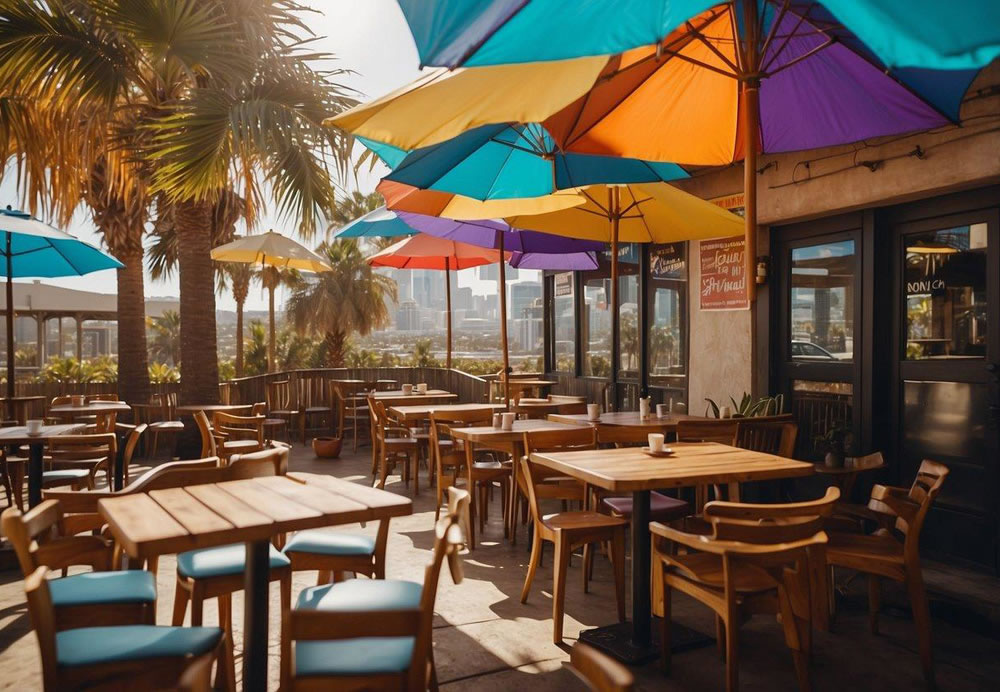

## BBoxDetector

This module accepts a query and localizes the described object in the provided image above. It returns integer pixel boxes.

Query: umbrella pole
[6,235,14,408]
[609,187,621,412]
[498,233,510,408]
[265,263,276,374]
[742,0,760,304]
[445,259,452,370]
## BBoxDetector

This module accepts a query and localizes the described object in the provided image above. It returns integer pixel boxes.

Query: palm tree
[147,310,181,366]
[285,240,397,367]
[220,263,253,378]
[0,1,356,405]
[259,266,298,373]
[328,191,383,230]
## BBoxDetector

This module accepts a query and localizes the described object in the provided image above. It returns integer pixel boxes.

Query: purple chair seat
[601,492,691,523]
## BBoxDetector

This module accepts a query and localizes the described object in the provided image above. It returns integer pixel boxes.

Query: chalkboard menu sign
[700,236,748,311]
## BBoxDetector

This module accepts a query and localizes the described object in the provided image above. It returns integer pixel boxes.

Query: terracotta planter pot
[312,436,342,459]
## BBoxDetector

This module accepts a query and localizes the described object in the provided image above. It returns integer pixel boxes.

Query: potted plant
[312,435,343,459]
[816,423,854,468]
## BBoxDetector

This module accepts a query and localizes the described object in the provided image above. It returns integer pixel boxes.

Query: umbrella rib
[760,2,820,74]
[485,140,522,200]
[46,238,85,276]
[758,0,791,65]
[764,37,837,78]
[684,20,741,74]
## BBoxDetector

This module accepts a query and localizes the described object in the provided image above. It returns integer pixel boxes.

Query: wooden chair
[519,452,627,643]
[117,422,147,487]
[652,488,839,691]
[566,642,634,692]
[251,401,288,446]
[735,419,798,458]
[299,375,332,442]
[825,460,949,685]
[44,395,74,424]
[281,487,470,690]
[45,432,118,490]
[429,409,509,543]
[24,565,224,692]
[2,500,157,631]
[282,519,391,588]
[145,391,184,459]
[369,397,419,492]
[555,401,588,415]
[331,381,370,453]
[193,410,262,464]
[676,419,741,508]
[171,447,291,690]
[267,379,303,443]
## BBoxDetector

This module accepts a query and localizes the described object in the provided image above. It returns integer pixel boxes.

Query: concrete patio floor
[2,442,999,690]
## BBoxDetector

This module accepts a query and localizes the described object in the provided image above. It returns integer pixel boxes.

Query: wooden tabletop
[451,419,590,444]
[175,404,253,415]
[388,403,505,423]
[0,423,85,444]
[49,401,132,415]
[504,379,557,389]
[548,411,701,430]
[530,442,814,492]
[0,395,47,402]
[373,390,457,405]
[99,472,412,561]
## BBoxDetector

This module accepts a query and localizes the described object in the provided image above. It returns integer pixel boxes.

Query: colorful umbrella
[379,123,688,199]
[211,230,332,372]
[331,2,986,301]
[0,208,123,406]
[394,212,606,253]
[394,0,1000,71]
[375,179,586,219]
[334,206,416,239]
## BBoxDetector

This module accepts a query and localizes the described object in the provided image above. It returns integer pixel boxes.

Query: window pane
[790,380,854,460]
[649,243,687,396]
[904,223,987,360]
[553,273,575,373]
[617,244,640,379]
[582,277,611,377]
[790,240,855,361]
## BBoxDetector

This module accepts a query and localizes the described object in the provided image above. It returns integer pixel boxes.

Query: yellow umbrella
[211,231,332,372]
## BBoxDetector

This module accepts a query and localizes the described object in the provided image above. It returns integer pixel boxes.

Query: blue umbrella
[373,122,688,201]
[333,206,416,239]
[0,207,123,401]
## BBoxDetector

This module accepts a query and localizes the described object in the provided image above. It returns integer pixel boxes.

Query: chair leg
[171,580,190,626]
[724,600,740,692]
[582,543,592,594]
[552,534,569,643]
[412,450,419,495]
[216,594,237,692]
[520,528,543,604]
[868,575,880,635]
[906,569,935,686]
[190,587,204,627]
[609,528,626,623]
[660,561,672,674]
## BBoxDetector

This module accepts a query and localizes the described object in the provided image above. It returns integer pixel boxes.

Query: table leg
[28,441,43,508]
[631,490,652,647]
[465,441,476,550]
[243,539,270,692]
[113,436,126,491]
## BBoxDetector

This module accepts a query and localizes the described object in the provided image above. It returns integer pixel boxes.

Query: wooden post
[267,282,276,373]
[498,233,510,408]
[445,259,452,370]
[5,237,15,406]
[609,187,621,411]
[75,317,83,361]
[742,0,760,304]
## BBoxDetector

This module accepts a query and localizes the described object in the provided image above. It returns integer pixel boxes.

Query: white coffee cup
[401,383,414,394]
[656,403,669,418]
[501,412,516,431]
[72,395,86,407]
[416,383,428,394]
[648,433,665,453]
[639,397,651,418]
[25,419,43,435]
[492,413,502,429]
[719,405,733,419]
[587,403,600,421]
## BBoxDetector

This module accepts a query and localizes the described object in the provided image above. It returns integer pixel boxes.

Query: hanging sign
[554,272,573,297]
[700,236,749,311]
[650,243,686,280]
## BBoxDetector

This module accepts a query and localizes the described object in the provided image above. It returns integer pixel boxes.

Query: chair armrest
[384,426,414,438]
[869,484,920,522]
[652,521,827,557]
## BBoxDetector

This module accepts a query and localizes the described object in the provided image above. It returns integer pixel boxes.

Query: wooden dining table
[98,472,412,692]
[48,400,132,419]
[548,410,702,432]
[529,442,814,664]
[373,389,458,406]
[450,419,591,547]
[0,423,85,507]
[0,395,46,424]
[388,402,505,424]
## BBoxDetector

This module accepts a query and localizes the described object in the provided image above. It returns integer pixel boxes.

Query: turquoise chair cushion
[42,469,90,482]
[50,571,156,607]
[295,637,414,677]
[176,543,289,579]
[283,531,376,557]
[296,579,422,612]
[56,625,222,667]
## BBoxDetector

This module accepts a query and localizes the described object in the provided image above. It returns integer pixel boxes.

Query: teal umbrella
[0,207,123,403]
[333,206,417,239]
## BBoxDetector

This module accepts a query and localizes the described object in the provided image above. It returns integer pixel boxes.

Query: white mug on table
[401,384,414,394]
[416,383,428,394]
[492,413,502,429]
[656,403,669,418]
[586,403,600,421]
[501,412,516,431]
[25,419,43,435]
[639,397,651,418]
[648,433,665,453]
[71,395,86,407]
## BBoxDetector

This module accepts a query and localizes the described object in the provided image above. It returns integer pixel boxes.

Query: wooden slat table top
[450,419,591,444]
[504,379,557,389]
[175,404,253,415]
[530,442,814,492]
[372,391,458,406]
[49,401,132,415]
[100,474,413,560]
[548,411,703,431]
[374,389,454,398]
[388,403,504,423]
[0,423,85,444]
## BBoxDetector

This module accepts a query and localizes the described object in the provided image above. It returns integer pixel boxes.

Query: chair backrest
[676,419,740,445]
[555,402,588,415]
[212,411,265,446]
[736,420,798,458]
[91,410,118,434]
[288,487,469,691]
[704,487,840,529]
[890,460,949,551]
[267,380,294,409]
[230,447,288,477]
[428,410,493,470]
[596,425,649,447]
[24,566,59,689]
[193,410,217,457]
[152,391,178,421]
[49,396,72,408]
[121,423,148,475]
[567,643,635,692]
[2,500,111,578]
[519,455,589,523]
[86,394,119,402]
[522,427,597,457]
[218,382,232,405]
[47,432,117,462]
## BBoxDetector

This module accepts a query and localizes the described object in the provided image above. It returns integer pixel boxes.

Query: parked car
[791,340,838,360]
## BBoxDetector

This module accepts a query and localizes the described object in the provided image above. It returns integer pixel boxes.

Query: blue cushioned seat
[296,579,422,612]
[295,637,413,677]
[42,469,91,483]
[176,543,289,579]
[56,625,222,667]
[282,531,376,557]
[49,571,156,607]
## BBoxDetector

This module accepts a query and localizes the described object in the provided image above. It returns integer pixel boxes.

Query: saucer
[641,446,674,458]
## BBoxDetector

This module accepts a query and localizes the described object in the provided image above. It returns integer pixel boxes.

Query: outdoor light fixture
[756,256,770,285]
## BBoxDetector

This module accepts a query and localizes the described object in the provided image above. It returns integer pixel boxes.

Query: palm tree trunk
[268,282,276,373]
[235,298,245,378]
[115,246,151,407]
[324,330,346,368]
[175,199,220,404]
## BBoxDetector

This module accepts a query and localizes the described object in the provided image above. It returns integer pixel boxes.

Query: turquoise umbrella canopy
[333,206,416,238]
[0,207,123,399]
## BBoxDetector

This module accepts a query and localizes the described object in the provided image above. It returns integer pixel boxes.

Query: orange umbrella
[368,234,507,370]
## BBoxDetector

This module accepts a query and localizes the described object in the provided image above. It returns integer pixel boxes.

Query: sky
[0,0,437,311]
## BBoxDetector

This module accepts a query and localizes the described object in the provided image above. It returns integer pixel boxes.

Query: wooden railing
[9,381,180,420]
